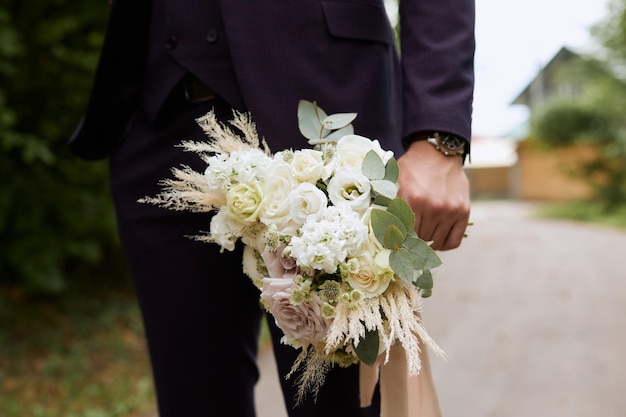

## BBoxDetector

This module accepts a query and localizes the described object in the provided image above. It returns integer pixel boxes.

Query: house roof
[510,46,580,106]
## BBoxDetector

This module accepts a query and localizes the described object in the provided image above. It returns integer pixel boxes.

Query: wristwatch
[426,132,466,157]
[403,131,468,159]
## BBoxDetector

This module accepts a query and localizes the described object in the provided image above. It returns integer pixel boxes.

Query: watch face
[440,135,465,150]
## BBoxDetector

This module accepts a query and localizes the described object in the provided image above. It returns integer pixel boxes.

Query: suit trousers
[109,83,381,417]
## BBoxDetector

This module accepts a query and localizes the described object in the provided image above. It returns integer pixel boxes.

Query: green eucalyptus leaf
[297,100,328,141]
[323,125,354,142]
[384,157,399,182]
[354,329,380,366]
[370,209,407,248]
[384,224,405,250]
[362,151,385,180]
[387,198,415,231]
[404,235,442,270]
[322,112,358,130]
[421,289,433,298]
[390,248,416,283]
[371,180,398,200]
[372,194,392,206]
[415,269,434,290]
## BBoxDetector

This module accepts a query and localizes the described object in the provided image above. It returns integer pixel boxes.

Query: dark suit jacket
[68,0,475,160]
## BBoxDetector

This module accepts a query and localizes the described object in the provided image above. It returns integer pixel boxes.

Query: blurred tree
[531,0,626,210]
[0,1,125,295]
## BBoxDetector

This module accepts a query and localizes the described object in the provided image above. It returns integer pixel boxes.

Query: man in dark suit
[70,1,475,416]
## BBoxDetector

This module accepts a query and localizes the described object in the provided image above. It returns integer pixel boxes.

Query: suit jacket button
[165,36,178,50]
[206,29,218,43]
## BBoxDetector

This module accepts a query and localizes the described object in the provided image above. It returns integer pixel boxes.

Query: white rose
[290,149,326,183]
[259,160,299,234]
[261,278,330,345]
[226,181,264,223]
[288,182,328,225]
[334,134,394,171]
[327,168,372,213]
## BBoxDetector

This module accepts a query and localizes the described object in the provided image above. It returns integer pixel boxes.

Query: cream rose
[226,181,264,223]
[261,278,330,345]
[327,168,371,212]
[344,251,392,298]
[289,182,328,225]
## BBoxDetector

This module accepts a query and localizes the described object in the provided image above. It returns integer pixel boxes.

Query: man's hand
[397,140,470,251]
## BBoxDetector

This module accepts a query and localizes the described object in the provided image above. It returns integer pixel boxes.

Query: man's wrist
[403,131,469,163]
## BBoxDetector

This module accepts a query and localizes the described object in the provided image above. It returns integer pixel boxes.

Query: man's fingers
[414,207,469,251]
[439,218,469,251]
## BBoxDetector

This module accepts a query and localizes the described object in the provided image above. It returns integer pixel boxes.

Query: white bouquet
[141,100,444,402]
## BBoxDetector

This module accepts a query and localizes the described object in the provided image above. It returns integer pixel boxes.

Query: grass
[0,281,156,417]
[0,278,274,417]
[535,200,626,229]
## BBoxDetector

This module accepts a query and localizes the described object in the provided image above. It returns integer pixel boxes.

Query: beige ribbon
[359,344,442,417]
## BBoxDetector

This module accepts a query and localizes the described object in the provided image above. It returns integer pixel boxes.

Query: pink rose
[261,245,298,279]
[261,278,330,345]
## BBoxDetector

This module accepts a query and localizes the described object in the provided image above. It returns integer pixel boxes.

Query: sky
[472,0,613,137]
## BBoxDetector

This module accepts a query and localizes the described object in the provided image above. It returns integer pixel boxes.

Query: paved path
[255,201,626,417]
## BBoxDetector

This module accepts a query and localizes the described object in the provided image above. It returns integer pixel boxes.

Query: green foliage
[531,101,615,148]
[0,1,125,294]
[297,99,357,144]
[591,0,626,77]
[353,329,379,366]
[370,198,441,295]
[362,150,400,205]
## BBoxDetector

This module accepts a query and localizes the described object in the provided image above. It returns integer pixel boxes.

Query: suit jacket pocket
[321,0,395,45]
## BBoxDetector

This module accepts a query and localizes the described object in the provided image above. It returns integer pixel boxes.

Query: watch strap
[403,131,468,155]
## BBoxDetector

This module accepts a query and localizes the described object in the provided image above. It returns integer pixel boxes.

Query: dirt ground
[254,200,626,417]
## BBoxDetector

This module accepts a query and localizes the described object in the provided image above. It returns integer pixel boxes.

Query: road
[254,201,626,417]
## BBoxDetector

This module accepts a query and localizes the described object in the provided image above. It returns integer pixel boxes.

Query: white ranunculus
[289,182,328,225]
[290,149,326,183]
[259,160,299,234]
[209,208,245,251]
[334,134,394,171]
[226,181,264,223]
[261,278,330,346]
[327,168,372,213]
